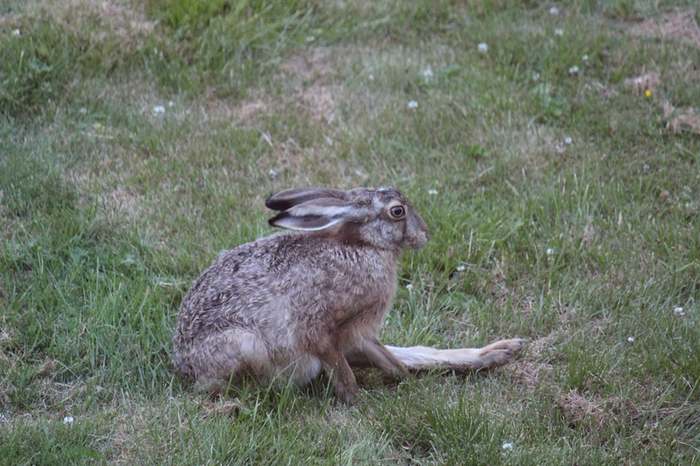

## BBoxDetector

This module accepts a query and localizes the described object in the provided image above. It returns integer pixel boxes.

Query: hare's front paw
[335,382,360,404]
[477,338,526,369]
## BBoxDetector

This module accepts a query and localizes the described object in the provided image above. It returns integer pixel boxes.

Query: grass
[1,0,699,463]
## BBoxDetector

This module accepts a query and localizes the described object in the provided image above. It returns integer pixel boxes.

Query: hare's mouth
[406,231,429,249]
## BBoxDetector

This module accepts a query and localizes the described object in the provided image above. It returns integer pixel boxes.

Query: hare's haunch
[173,187,523,403]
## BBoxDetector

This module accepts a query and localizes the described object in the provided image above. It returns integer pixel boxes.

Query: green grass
[1,0,700,463]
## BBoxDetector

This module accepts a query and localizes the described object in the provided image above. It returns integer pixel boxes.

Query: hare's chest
[325,253,397,327]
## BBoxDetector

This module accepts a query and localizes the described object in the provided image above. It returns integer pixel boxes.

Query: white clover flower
[582,54,589,62]
[422,67,434,79]
[268,168,279,179]
[368,74,375,81]
[549,6,560,16]
[554,28,564,37]
[673,306,686,317]
[627,336,635,343]
[63,416,74,425]
[79,107,87,115]
[456,264,466,272]
[407,100,418,109]
[546,247,556,256]
[405,283,414,290]
[564,136,573,145]
[502,442,514,451]
[568,66,580,76]
[427,189,438,195]
[477,42,489,53]
[167,100,175,108]
[153,105,165,115]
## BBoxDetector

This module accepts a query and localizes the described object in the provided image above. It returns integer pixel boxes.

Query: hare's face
[265,186,429,252]
[350,188,429,251]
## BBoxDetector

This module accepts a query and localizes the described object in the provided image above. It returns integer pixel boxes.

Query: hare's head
[266,187,429,251]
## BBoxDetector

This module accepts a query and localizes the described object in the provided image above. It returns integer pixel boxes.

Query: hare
[173,187,524,403]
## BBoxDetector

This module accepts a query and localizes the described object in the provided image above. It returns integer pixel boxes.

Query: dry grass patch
[279,47,334,81]
[629,9,700,49]
[507,360,554,389]
[663,101,700,135]
[279,47,344,125]
[30,0,156,49]
[558,389,608,428]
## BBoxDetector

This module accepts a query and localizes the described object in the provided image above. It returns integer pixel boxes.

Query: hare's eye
[389,205,406,219]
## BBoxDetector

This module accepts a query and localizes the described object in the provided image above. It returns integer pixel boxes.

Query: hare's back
[175,239,283,343]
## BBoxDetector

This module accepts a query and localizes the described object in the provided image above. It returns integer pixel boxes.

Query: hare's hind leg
[189,329,272,395]
[345,338,408,379]
[384,338,525,372]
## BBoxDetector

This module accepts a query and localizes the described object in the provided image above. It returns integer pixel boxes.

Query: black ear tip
[266,197,293,211]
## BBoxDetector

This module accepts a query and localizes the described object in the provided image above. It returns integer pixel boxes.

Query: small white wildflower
[368,74,375,81]
[422,67,434,79]
[643,163,650,172]
[407,100,418,109]
[477,42,489,54]
[627,336,635,343]
[546,247,556,256]
[554,28,564,37]
[582,54,589,62]
[568,66,580,76]
[12,29,21,36]
[305,35,315,43]
[324,135,334,146]
[152,105,165,115]
[533,72,541,81]
[502,442,514,451]
[427,189,438,195]
[456,264,466,272]
[167,100,175,108]
[63,416,74,425]
[563,136,573,145]
[79,107,87,114]
[549,6,560,16]
[268,168,278,179]
[405,283,414,291]
[673,306,686,317]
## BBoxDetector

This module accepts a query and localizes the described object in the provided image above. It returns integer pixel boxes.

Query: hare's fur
[173,187,523,402]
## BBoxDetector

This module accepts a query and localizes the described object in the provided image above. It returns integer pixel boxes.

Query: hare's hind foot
[476,338,526,369]
[383,338,525,373]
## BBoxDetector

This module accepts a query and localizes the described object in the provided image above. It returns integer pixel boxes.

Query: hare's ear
[269,198,361,231]
[265,188,348,211]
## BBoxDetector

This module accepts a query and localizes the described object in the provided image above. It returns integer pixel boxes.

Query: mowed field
[1,0,700,464]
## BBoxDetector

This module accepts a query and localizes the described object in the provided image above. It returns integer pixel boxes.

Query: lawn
[1,0,699,464]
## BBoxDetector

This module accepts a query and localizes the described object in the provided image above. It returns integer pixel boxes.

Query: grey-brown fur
[173,187,427,402]
[173,187,523,403]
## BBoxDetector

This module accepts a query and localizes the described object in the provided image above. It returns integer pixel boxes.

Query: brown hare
[173,187,524,403]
